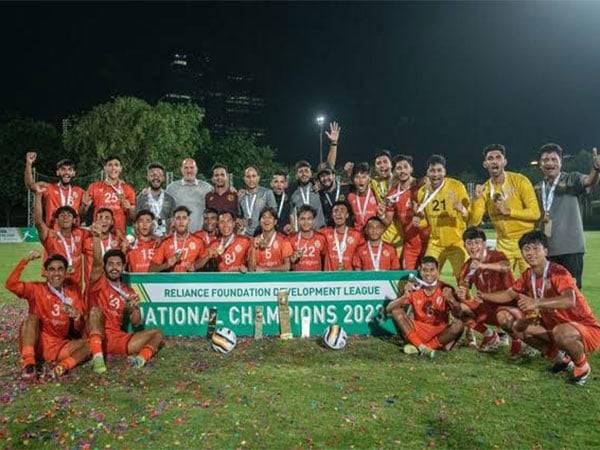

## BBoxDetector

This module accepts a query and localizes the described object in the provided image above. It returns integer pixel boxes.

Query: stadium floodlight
[316,115,326,161]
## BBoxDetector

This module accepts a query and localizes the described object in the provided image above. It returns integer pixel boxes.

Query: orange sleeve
[5,259,33,299]
[390,248,400,270]
[552,272,577,294]
[151,241,167,265]
[512,272,527,295]
[126,184,136,208]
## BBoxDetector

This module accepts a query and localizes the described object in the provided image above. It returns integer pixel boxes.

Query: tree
[63,97,209,188]
[201,133,286,187]
[0,115,63,226]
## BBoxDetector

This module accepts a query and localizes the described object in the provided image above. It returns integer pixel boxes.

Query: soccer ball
[210,327,237,354]
[323,325,347,350]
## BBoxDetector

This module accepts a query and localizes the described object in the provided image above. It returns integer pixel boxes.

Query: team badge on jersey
[190,242,197,251]
[314,240,321,249]
[235,244,243,253]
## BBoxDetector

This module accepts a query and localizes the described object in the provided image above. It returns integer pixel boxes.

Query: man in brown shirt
[205,164,238,217]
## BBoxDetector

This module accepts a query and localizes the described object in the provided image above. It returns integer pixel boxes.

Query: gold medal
[338,261,345,271]
[543,214,552,237]
[216,245,225,255]
[67,266,75,274]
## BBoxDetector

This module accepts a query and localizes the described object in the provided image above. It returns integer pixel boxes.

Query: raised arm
[33,189,50,242]
[582,147,600,188]
[324,122,340,167]
[24,151,37,190]
[5,251,41,298]
[469,184,486,227]
[89,223,105,284]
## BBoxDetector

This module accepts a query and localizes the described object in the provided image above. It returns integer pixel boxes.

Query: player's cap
[317,162,335,176]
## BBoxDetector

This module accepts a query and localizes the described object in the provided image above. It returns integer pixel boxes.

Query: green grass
[1,233,600,449]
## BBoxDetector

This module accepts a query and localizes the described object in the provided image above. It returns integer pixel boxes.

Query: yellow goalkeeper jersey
[470,171,540,240]
[417,177,469,247]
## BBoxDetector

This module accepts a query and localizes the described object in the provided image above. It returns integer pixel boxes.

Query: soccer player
[205,164,238,216]
[194,207,219,247]
[248,207,294,272]
[83,156,136,234]
[456,227,529,355]
[353,217,400,271]
[386,256,465,357]
[478,231,600,385]
[5,252,90,378]
[347,163,379,232]
[289,161,326,230]
[270,171,292,233]
[370,150,403,254]
[238,166,277,237]
[289,205,327,271]
[382,155,425,270]
[33,188,87,285]
[166,158,213,233]
[149,206,205,272]
[24,152,85,227]
[126,210,160,272]
[136,163,176,237]
[83,208,126,283]
[470,144,540,274]
[414,154,470,278]
[533,144,600,287]
[89,228,164,369]
[197,211,252,272]
[322,200,365,271]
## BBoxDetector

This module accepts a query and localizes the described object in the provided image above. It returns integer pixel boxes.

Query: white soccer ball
[211,327,237,354]
[323,324,347,350]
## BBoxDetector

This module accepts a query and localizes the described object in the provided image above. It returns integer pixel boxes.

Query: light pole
[316,115,325,162]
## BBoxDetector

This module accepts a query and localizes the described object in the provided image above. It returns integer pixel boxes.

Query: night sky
[2,1,600,175]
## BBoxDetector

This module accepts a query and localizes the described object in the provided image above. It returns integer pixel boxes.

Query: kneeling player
[457,227,529,355]
[5,252,90,378]
[248,207,293,272]
[89,224,164,369]
[479,231,600,385]
[386,256,464,357]
[289,205,327,271]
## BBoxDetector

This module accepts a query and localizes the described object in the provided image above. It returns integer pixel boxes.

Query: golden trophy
[277,290,292,340]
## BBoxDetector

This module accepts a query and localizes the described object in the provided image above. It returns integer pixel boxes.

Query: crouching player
[478,231,600,385]
[88,223,164,369]
[386,256,464,357]
[5,251,90,378]
[457,227,532,356]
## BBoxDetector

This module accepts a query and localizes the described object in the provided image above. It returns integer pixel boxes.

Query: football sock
[21,345,35,367]
[59,356,77,371]
[573,355,589,377]
[89,333,103,359]
[138,345,155,362]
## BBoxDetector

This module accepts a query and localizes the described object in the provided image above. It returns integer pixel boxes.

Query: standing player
[149,206,205,272]
[370,150,403,255]
[197,211,252,272]
[317,162,351,224]
[248,207,293,272]
[347,163,379,232]
[126,210,160,272]
[322,201,365,271]
[478,231,600,385]
[33,189,87,285]
[470,145,540,274]
[414,155,470,278]
[382,155,425,269]
[238,166,277,237]
[83,156,136,234]
[386,256,465,357]
[89,228,164,369]
[24,152,85,227]
[455,227,529,355]
[289,205,327,272]
[353,217,400,271]
[5,252,90,378]
[136,163,175,237]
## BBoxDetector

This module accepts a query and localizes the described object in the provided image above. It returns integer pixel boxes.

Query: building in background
[163,52,265,139]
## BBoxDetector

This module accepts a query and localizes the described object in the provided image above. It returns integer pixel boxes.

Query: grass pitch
[1,233,600,449]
